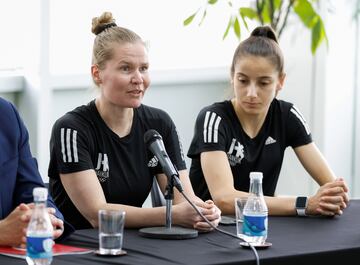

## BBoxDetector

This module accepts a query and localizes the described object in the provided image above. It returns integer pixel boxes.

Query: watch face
[296,197,307,208]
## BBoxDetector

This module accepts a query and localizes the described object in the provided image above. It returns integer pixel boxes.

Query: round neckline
[227,100,271,142]
[89,100,138,143]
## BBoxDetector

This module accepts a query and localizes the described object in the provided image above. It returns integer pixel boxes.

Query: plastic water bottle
[242,172,268,244]
[26,187,53,265]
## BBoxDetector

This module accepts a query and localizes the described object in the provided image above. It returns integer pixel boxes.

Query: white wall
[276,23,316,196]
[275,1,360,197]
[320,1,358,197]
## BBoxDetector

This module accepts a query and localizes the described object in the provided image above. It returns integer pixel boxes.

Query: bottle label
[242,215,268,237]
[27,236,53,259]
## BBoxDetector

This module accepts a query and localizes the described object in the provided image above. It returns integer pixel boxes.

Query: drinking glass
[235,197,247,238]
[98,210,126,255]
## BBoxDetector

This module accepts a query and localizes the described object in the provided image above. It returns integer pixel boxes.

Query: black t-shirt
[187,99,312,201]
[48,100,186,229]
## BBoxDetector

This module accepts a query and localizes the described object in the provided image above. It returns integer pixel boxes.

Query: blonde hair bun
[92,11,117,35]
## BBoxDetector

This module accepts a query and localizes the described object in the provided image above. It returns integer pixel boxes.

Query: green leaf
[223,16,233,40]
[261,0,271,24]
[183,13,197,26]
[311,16,327,54]
[293,0,318,28]
[199,10,207,26]
[239,7,258,30]
[233,17,241,39]
[273,0,282,10]
[239,13,249,30]
[208,0,218,4]
[239,7,258,20]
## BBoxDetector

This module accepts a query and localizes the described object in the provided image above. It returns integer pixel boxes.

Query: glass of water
[235,197,247,238]
[98,210,126,255]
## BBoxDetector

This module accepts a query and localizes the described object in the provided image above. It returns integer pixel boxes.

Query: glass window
[49,0,239,74]
[0,0,39,71]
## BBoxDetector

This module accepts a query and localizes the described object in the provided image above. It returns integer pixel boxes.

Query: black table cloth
[2,200,360,265]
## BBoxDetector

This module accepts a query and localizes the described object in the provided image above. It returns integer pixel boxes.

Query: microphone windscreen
[144,129,162,146]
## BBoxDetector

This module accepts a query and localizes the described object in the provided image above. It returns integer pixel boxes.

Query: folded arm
[61,169,220,231]
[201,148,348,217]
[294,143,349,215]
[60,169,170,228]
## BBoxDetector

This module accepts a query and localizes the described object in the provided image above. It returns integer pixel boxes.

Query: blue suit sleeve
[10,104,74,240]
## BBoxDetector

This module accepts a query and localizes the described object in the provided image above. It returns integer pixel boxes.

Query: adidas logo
[147,156,158,167]
[265,136,277,145]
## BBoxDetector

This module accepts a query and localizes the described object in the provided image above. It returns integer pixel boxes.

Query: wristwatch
[295,196,308,216]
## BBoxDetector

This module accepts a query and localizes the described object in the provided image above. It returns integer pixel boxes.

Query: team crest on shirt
[95,153,109,182]
[227,138,245,166]
[147,156,159,168]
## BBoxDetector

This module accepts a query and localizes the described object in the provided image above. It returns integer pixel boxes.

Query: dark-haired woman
[188,26,349,217]
[48,12,220,230]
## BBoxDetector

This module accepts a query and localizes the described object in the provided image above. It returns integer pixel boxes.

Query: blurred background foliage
[184,0,327,55]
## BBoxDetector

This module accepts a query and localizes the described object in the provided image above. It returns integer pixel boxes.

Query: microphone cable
[180,191,260,265]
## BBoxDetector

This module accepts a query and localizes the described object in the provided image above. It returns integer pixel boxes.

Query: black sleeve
[164,125,187,171]
[187,107,227,158]
[49,114,94,176]
[152,110,187,174]
[286,104,313,148]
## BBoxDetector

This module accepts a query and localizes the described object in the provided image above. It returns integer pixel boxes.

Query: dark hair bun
[251,26,278,43]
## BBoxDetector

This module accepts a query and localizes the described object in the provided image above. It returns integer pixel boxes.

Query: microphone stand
[165,175,175,229]
[139,172,198,239]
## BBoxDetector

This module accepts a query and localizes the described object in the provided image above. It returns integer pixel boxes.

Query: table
[2,200,360,265]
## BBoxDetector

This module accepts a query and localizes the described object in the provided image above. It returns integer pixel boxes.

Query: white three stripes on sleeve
[290,107,311,135]
[203,111,222,143]
[60,128,79,163]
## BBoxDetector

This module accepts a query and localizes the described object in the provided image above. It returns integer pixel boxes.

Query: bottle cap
[249,172,263,181]
[33,187,48,202]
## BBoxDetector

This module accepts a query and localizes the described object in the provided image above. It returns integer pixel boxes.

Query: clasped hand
[307,178,349,216]
[0,203,64,247]
[173,200,221,232]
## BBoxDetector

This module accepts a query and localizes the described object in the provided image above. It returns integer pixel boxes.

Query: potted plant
[184,0,327,54]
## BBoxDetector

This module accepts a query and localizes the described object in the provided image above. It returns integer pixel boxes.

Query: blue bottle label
[242,215,268,237]
[26,236,53,259]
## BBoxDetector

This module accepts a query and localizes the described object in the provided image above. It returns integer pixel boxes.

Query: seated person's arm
[201,150,248,215]
[201,150,304,216]
[294,143,349,216]
[60,169,173,228]
[202,146,349,216]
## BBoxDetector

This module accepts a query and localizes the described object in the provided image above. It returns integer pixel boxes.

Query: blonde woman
[48,12,220,230]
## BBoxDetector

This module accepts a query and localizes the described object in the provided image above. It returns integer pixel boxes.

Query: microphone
[144,129,183,192]
[139,129,197,239]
